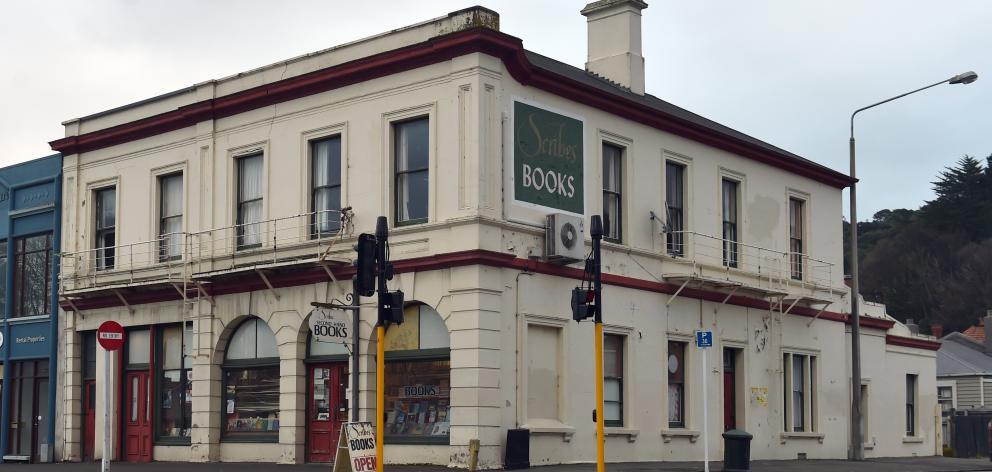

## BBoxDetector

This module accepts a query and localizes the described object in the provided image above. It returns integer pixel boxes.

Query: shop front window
[384,303,450,443]
[158,323,193,441]
[222,317,280,441]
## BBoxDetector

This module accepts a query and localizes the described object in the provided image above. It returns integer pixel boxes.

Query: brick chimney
[931,323,943,339]
[984,311,992,352]
[581,0,648,95]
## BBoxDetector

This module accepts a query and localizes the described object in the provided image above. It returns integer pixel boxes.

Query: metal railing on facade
[663,230,835,291]
[59,210,349,293]
[59,214,836,296]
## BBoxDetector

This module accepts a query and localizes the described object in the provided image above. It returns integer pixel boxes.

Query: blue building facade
[0,154,62,463]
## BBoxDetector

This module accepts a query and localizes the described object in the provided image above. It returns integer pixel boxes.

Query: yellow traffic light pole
[376,323,385,470]
[594,322,606,472]
[590,215,605,472]
[375,216,389,471]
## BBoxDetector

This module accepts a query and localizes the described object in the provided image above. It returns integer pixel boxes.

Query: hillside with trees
[844,155,992,334]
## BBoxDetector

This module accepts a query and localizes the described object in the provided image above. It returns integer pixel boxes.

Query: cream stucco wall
[55,8,935,466]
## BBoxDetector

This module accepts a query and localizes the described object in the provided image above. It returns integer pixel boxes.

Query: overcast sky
[2,0,988,220]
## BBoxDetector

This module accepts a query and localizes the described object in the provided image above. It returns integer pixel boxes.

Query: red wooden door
[308,363,348,463]
[124,371,152,462]
[83,380,96,461]
[723,348,736,431]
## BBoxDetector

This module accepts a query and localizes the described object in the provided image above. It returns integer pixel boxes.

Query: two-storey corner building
[0,154,62,464]
[50,2,939,467]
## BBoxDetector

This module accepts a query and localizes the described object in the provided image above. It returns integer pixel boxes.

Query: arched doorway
[306,331,349,463]
[221,317,280,442]
[383,303,450,444]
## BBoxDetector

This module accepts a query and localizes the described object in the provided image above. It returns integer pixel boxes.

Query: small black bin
[722,429,753,472]
[504,428,530,469]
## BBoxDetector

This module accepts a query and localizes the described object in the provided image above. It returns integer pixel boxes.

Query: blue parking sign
[695,330,713,348]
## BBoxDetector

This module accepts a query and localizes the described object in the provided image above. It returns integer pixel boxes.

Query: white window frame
[782,350,819,433]
[603,325,636,439]
[906,373,919,437]
[936,380,957,411]
[718,168,745,269]
[520,315,569,430]
[598,130,632,244]
[786,188,811,281]
[301,122,348,239]
[150,162,187,263]
[383,104,436,228]
[226,141,269,247]
[662,152,691,258]
[87,179,120,272]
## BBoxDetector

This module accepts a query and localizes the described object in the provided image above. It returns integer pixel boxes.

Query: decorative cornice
[50,27,853,189]
[885,334,941,351]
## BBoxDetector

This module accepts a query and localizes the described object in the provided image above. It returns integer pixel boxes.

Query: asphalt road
[1,457,990,472]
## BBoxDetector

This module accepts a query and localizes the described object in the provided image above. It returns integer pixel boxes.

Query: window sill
[903,436,925,444]
[395,218,428,228]
[864,443,875,450]
[385,436,448,445]
[780,432,825,444]
[155,439,192,446]
[5,315,50,324]
[220,436,278,444]
[604,427,639,443]
[661,429,700,443]
[521,421,576,442]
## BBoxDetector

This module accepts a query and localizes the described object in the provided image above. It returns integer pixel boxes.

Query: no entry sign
[97,320,124,351]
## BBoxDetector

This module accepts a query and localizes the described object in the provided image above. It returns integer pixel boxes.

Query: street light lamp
[848,70,978,460]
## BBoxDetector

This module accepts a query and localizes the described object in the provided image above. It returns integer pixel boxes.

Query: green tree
[850,155,992,334]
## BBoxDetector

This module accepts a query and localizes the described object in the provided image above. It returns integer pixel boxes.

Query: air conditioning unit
[545,213,585,264]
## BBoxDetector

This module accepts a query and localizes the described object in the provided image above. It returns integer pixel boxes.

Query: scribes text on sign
[513,101,584,214]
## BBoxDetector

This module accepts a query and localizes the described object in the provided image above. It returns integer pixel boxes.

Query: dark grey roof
[523,50,847,179]
[938,332,992,376]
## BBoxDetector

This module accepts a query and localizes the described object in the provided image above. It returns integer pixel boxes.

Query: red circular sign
[97,320,125,351]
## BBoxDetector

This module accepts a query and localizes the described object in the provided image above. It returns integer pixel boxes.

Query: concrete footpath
[1,457,990,472]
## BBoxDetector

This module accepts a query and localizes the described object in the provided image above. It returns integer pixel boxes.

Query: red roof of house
[963,322,986,343]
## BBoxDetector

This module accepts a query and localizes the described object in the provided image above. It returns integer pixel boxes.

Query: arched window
[383,303,450,443]
[222,317,280,441]
[308,333,349,358]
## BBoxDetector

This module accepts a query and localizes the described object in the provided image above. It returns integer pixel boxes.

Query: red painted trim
[885,334,941,351]
[61,249,891,333]
[50,28,853,189]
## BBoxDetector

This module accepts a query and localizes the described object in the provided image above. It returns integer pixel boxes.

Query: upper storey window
[13,233,52,318]
[721,179,739,268]
[236,154,264,249]
[95,187,116,270]
[602,144,623,242]
[159,173,183,261]
[311,136,342,237]
[394,118,429,225]
[789,198,805,280]
[665,162,685,256]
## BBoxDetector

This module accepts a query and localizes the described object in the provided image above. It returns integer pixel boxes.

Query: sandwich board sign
[333,422,376,472]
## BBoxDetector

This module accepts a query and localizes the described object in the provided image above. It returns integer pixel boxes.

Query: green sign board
[513,101,584,214]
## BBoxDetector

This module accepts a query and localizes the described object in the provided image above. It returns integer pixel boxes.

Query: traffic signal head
[355,234,376,297]
[380,290,405,325]
[571,287,595,322]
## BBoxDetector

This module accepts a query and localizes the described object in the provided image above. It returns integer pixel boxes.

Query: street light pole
[847,70,977,461]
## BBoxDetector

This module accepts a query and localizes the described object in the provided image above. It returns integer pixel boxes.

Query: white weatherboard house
[51,2,939,466]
